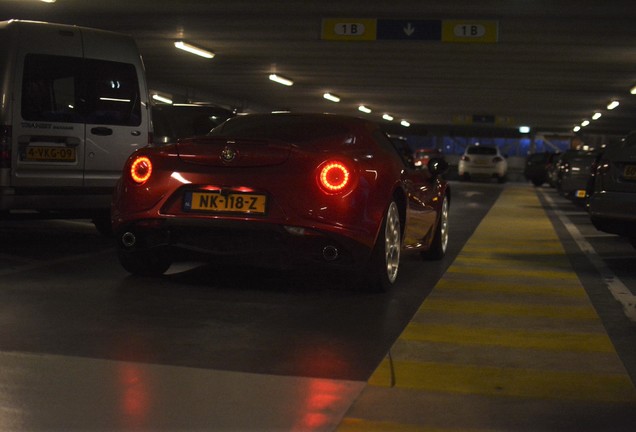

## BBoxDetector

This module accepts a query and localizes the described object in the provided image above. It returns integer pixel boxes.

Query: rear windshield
[467,146,497,155]
[209,115,354,145]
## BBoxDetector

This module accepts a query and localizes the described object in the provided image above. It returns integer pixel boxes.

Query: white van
[0,20,150,233]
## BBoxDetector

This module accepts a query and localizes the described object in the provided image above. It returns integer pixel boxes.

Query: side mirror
[427,157,449,177]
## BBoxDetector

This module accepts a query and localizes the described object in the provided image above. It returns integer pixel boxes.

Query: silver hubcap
[440,196,449,253]
[384,202,401,283]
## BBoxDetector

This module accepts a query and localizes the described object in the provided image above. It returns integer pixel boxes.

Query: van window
[21,54,141,126]
[22,54,82,123]
[84,58,141,126]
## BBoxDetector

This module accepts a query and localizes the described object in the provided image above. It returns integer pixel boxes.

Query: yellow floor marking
[370,359,636,403]
[432,277,588,298]
[400,322,614,353]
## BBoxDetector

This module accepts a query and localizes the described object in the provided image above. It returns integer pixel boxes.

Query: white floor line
[541,191,636,321]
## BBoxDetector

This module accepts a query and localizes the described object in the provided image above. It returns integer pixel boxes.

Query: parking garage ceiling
[5,0,636,137]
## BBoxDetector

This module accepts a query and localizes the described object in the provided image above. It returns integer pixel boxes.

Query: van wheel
[364,201,401,292]
[117,248,172,276]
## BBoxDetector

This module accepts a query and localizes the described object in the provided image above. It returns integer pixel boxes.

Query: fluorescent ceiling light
[40,0,56,3]
[152,94,173,104]
[269,74,294,86]
[382,114,394,121]
[358,105,372,114]
[592,112,602,120]
[519,126,530,133]
[607,100,620,110]
[100,97,131,103]
[581,120,590,127]
[323,92,340,103]
[631,85,636,95]
[401,120,410,127]
[573,125,581,132]
[174,41,215,59]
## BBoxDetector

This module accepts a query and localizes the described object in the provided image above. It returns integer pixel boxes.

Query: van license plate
[184,191,267,215]
[25,146,76,162]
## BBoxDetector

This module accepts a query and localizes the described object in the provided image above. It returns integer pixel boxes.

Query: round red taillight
[319,161,351,193]
[130,156,152,184]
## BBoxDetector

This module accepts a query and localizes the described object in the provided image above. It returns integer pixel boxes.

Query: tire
[364,201,401,292]
[117,247,172,276]
[422,195,449,260]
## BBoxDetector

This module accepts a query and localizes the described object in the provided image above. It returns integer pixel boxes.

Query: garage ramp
[337,184,636,431]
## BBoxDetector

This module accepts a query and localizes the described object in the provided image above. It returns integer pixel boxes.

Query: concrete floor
[1,185,635,431]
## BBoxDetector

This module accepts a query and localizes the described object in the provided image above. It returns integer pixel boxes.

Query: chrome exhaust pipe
[121,231,136,248]
[322,245,339,261]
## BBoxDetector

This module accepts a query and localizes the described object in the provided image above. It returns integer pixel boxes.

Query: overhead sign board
[321,18,377,41]
[376,19,441,40]
[321,18,498,43]
[442,20,499,43]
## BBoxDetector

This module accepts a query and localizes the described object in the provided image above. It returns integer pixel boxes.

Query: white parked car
[458,145,508,182]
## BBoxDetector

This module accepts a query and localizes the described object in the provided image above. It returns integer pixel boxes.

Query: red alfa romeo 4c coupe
[111,113,450,291]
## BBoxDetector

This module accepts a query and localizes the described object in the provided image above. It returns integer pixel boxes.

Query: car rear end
[459,145,507,181]
[557,150,598,199]
[112,116,396,271]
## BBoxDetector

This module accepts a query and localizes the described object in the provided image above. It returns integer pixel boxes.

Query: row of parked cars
[524,136,636,248]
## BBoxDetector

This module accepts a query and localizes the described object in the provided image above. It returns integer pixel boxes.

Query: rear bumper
[0,187,113,212]
[458,163,507,177]
[589,191,636,237]
[115,218,373,270]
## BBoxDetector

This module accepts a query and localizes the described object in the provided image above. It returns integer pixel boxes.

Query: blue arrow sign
[376,19,441,40]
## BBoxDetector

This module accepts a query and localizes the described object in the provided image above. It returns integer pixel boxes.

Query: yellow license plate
[25,146,76,162]
[186,192,267,214]
[575,189,587,198]
[624,164,636,180]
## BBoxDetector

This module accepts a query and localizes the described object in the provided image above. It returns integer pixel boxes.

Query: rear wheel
[117,248,172,276]
[365,201,401,292]
[422,195,449,260]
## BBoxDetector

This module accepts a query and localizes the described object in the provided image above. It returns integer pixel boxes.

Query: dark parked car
[414,148,445,170]
[588,135,636,248]
[111,113,451,292]
[152,104,235,144]
[524,152,560,186]
[555,148,599,200]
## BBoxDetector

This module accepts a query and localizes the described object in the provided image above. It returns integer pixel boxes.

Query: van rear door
[81,29,148,188]
[13,25,86,188]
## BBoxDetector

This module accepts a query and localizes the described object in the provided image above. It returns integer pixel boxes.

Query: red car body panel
[111,113,448,272]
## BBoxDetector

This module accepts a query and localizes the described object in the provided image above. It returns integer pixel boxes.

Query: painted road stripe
[433,277,588,298]
[369,360,636,402]
[400,322,614,352]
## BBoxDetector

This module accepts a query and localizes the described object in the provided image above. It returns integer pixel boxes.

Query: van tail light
[317,160,353,194]
[461,155,470,162]
[1,125,11,168]
[130,156,153,184]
